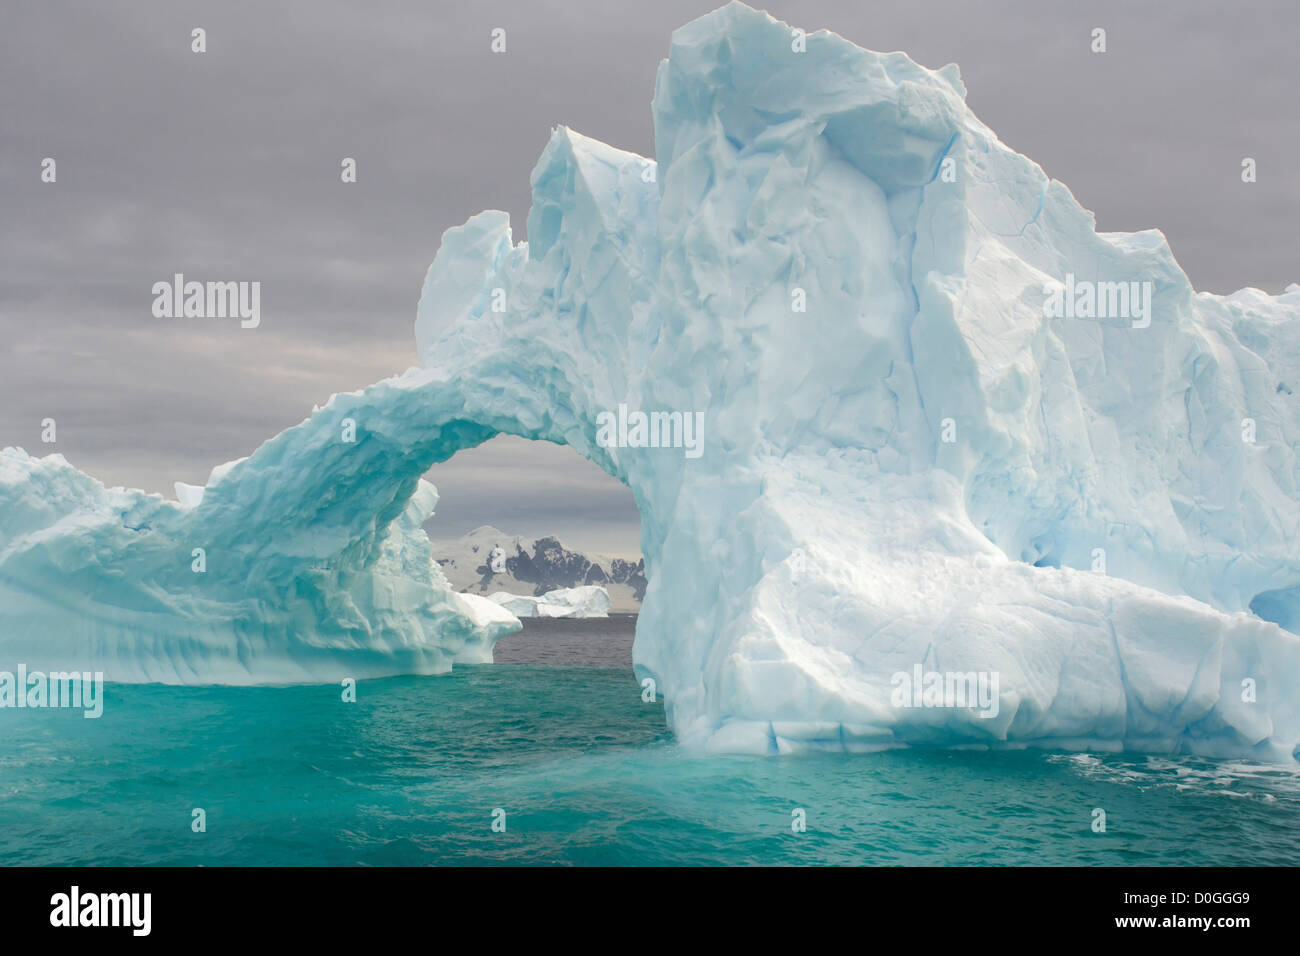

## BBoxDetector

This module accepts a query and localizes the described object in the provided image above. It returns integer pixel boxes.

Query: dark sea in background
[2,613,1299,866]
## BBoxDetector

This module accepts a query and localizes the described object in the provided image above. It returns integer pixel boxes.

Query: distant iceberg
[3,3,1300,760]
[488,585,612,619]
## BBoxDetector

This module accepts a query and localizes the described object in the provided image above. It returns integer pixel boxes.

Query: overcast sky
[2,0,1296,556]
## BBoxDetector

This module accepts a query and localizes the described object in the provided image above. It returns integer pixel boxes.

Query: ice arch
[4,3,1300,759]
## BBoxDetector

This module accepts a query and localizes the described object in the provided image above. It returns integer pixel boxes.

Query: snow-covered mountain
[433,526,644,612]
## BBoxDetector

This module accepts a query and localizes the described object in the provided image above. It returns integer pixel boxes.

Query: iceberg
[0,449,520,682]
[3,3,1300,759]
[488,585,612,619]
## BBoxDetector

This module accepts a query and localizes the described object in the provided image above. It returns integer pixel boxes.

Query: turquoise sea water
[2,616,1299,866]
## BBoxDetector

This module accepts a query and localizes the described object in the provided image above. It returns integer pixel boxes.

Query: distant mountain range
[432,526,645,612]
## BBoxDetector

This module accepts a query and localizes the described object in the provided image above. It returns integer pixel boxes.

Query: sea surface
[2,613,1299,866]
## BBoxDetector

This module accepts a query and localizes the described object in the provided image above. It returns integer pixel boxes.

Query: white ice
[3,3,1300,759]
[488,585,612,618]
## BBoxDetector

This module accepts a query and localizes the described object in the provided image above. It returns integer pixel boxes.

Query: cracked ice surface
[4,3,1300,759]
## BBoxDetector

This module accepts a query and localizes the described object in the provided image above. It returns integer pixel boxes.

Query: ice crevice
[2,3,1300,760]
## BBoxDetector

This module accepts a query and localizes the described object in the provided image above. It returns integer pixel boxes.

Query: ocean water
[2,614,1299,866]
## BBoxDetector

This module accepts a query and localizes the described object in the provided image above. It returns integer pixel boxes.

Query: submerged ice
[3,2,1300,759]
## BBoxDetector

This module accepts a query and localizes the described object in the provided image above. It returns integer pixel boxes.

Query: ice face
[4,2,1300,759]
[0,442,520,683]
